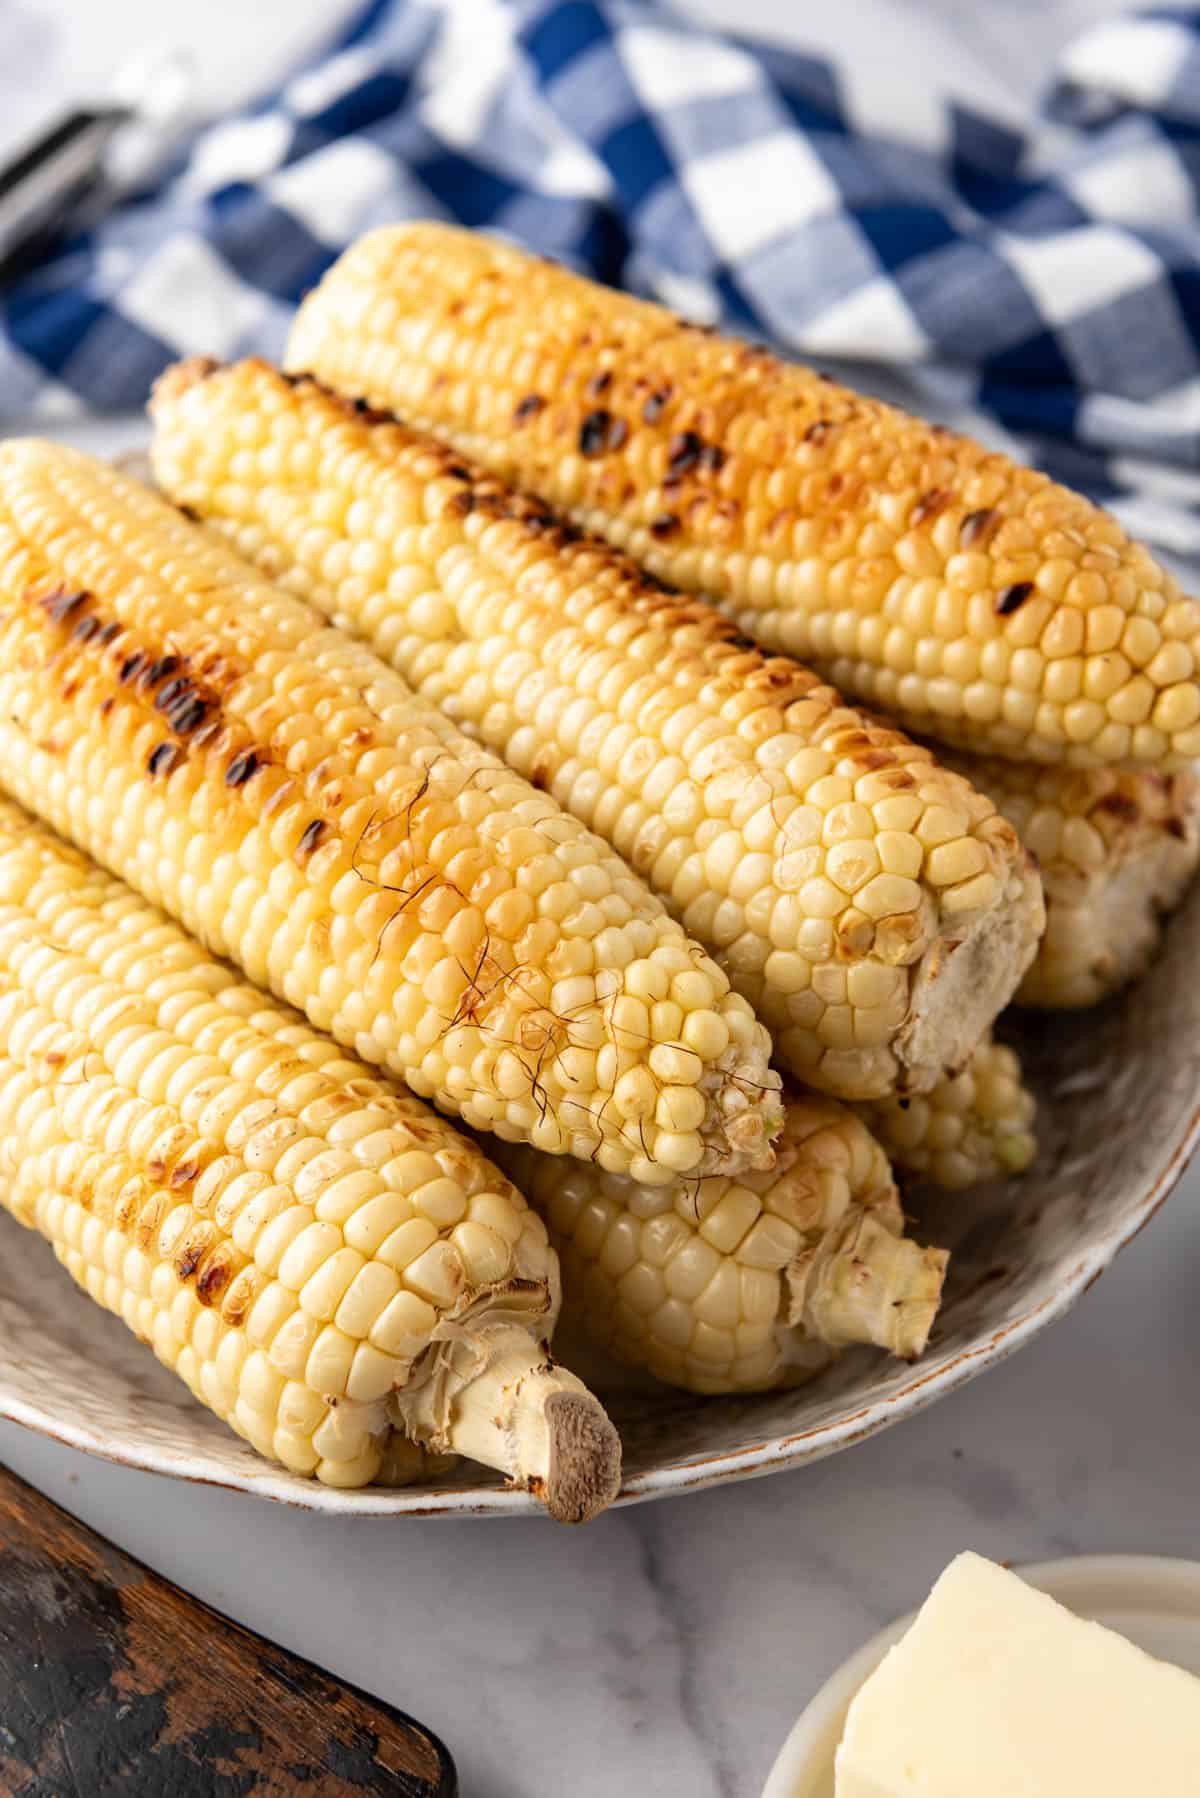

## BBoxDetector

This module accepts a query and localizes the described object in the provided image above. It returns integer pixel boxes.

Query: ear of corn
[492,1093,946,1395]
[0,797,622,1518]
[0,438,781,1185]
[150,358,1044,1102]
[286,222,1200,771]
[939,752,1200,1008]
[853,1033,1037,1189]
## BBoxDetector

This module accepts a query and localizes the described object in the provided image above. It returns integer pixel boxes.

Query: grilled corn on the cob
[287,223,1200,770]
[495,1094,946,1394]
[150,358,1043,1101]
[0,798,623,1518]
[943,753,1200,1007]
[0,439,780,1184]
[854,1034,1036,1190]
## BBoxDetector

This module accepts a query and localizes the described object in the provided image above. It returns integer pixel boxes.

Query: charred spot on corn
[1095,790,1142,823]
[995,582,1034,616]
[960,507,999,547]
[295,818,328,858]
[146,742,181,777]
[642,386,672,423]
[514,394,545,423]
[578,409,627,457]
[38,585,92,625]
[350,395,394,427]
[911,489,952,526]
[173,1242,203,1282]
[666,431,703,475]
[195,1256,232,1304]
[224,748,262,787]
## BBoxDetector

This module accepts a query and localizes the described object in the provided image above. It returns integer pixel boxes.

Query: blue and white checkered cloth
[5,0,1200,550]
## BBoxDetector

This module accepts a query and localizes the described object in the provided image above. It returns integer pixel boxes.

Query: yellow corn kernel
[854,1033,1037,1189]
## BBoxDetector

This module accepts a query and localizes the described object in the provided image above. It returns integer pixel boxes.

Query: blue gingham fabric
[5,0,1200,550]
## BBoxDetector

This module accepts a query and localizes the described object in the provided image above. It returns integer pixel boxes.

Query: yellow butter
[836,1552,1200,1796]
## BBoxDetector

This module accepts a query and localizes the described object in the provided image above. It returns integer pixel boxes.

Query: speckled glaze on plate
[2,865,1197,1519]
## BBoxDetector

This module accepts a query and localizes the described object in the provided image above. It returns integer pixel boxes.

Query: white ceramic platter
[761,1554,1200,1796]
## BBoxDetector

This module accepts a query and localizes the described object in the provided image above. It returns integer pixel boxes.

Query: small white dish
[762,1554,1200,1798]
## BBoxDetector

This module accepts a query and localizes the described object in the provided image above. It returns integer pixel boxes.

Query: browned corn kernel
[150,358,1044,1101]
[287,223,1200,770]
[0,797,621,1515]
[493,1092,946,1394]
[0,439,780,1185]
[854,1033,1037,1189]
[941,751,1200,1007]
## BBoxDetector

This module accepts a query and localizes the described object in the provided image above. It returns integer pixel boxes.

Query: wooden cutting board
[0,1463,457,1794]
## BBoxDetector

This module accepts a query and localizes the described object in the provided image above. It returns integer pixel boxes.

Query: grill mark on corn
[173,1241,203,1282]
[146,742,181,777]
[911,489,951,526]
[224,748,262,788]
[20,576,295,822]
[39,585,91,625]
[1094,790,1142,823]
[514,394,545,423]
[666,431,705,475]
[296,818,327,858]
[578,409,627,457]
[642,386,671,423]
[960,507,999,548]
[195,1252,233,1305]
[995,581,1034,616]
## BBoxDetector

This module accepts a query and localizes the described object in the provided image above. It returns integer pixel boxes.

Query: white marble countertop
[4,1,1199,1794]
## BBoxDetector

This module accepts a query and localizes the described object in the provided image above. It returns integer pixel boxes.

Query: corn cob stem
[393,1324,620,1524]
[492,1093,946,1394]
[853,1032,1037,1189]
[0,797,621,1513]
[287,222,1200,770]
[0,439,780,1183]
[150,357,1043,1101]
[939,751,1200,1007]
[788,1207,946,1358]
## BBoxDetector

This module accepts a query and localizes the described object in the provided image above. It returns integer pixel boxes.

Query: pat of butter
[835,1552,1200,1796]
